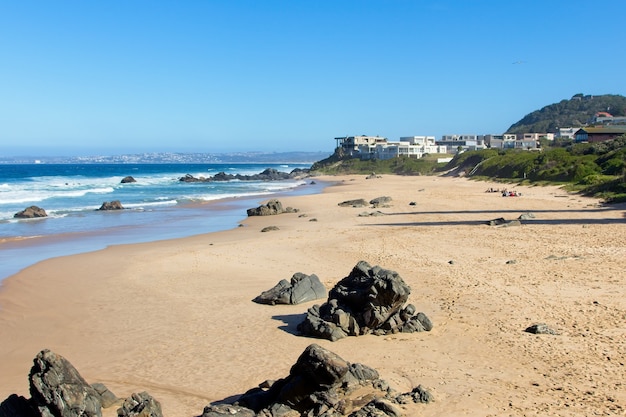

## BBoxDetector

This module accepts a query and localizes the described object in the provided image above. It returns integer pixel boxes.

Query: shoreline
[0,174,624,416]
[0,178,329,283]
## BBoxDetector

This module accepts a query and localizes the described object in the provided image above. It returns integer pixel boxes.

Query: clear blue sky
[1,1,625,156]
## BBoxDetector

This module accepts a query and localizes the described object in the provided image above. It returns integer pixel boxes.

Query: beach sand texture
[0,175,624,416]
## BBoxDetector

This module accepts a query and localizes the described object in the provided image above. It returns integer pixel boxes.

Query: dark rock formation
[247,199,284,216]
[14,206,47,219]
[358,211,385,217]
[338,199,369,208]
[200,405,255,417]
[0,394,37,417]
[206,344,433,417]
[260,226,280,232]
[29,349,102,417]
[298,261,433,341]
[486,218,521,227]
[253,273,327,305]
[0,350,159,417]
[369,196,392,207]
[396,385,434,404]
[117,392,162,417]
[120,176,136,184]
[180,168,308,183]
[97,201,124,211]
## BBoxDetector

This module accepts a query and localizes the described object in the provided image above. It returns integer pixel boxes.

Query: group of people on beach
[485,187,522,197]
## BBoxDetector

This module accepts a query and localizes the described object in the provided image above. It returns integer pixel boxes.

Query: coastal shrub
[600,157,625,175]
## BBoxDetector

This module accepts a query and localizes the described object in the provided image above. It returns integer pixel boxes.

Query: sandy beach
[0,174,624,416]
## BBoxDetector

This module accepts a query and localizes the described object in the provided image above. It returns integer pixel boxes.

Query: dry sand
[0,175,624,416]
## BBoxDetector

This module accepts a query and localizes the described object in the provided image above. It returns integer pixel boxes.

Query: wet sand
[0,174,624,416]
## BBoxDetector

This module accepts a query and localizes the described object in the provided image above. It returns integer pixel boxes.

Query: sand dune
[1,175,624,416]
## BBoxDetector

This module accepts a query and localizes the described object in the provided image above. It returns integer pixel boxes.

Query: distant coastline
[0,151,331,165]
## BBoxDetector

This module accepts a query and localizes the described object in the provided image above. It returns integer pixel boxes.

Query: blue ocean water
[0,163,322,281]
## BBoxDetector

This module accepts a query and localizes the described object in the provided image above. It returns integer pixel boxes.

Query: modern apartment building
[436,134,486,152]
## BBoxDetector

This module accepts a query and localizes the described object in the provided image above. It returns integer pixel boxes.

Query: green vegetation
[310,151,448,176]
[311,94,626,203]
[311,136,626,203]
[443,135,626,203]
[506,94,626,134]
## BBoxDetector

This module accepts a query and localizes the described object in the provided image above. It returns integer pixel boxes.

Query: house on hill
[575,126,626,143]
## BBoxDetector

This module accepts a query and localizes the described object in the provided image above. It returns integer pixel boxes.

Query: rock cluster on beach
[298,261,433,341]
[202,344,432,417]
[0,346,432,417]
[246,199,299,216]
[253,272,327,305]
[0,349,162,417]
[179,168,309,183]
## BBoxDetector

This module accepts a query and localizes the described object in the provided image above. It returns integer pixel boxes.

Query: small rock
[525,323,559,335]
[97,200,124,210]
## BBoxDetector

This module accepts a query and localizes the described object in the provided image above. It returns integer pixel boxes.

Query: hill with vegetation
[311,137,626,203]
[506,93,626,134]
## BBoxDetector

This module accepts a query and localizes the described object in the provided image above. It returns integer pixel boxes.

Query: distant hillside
[506,94,626,134]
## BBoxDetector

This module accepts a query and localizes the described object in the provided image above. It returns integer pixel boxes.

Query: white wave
[123,200,178,209]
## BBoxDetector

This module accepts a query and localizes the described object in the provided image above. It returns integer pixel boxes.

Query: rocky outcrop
[260,226,280,232]
[486,218,521,227]
[120,176,136,184]
[298,261,433,341]
[97,201,124,211]
[180,168,308,183]
[14,206,47,218]
[338,199,369,208]
[117,392,162,417]
[29,349,102,417]
[247,199,284,216]
[0,350,157,417]
[2,345,433,417]
[0,394,36,417]
[369,196,392,207]
[253,273,327,305]
[204,344,432,417]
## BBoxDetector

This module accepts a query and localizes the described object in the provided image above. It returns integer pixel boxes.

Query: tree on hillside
[506,94,626,134]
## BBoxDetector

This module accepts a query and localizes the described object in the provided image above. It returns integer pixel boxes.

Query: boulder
[97,201,124,211]
[247,200,284,216]
[29,349,102,417]
[486,218,521,227]
[200,405,256,417]
[253,273,327,305]
[225,344,433,416]
[236,344,385,415]
[369,196,392,207]
[117,392,162,417]
[0,394,37,417]
[297,261,433,341]
[338,199,369,208]
[14,206,47,219]
[525,323,559,335]
[261,226,280,232]
[120,176,136,184]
